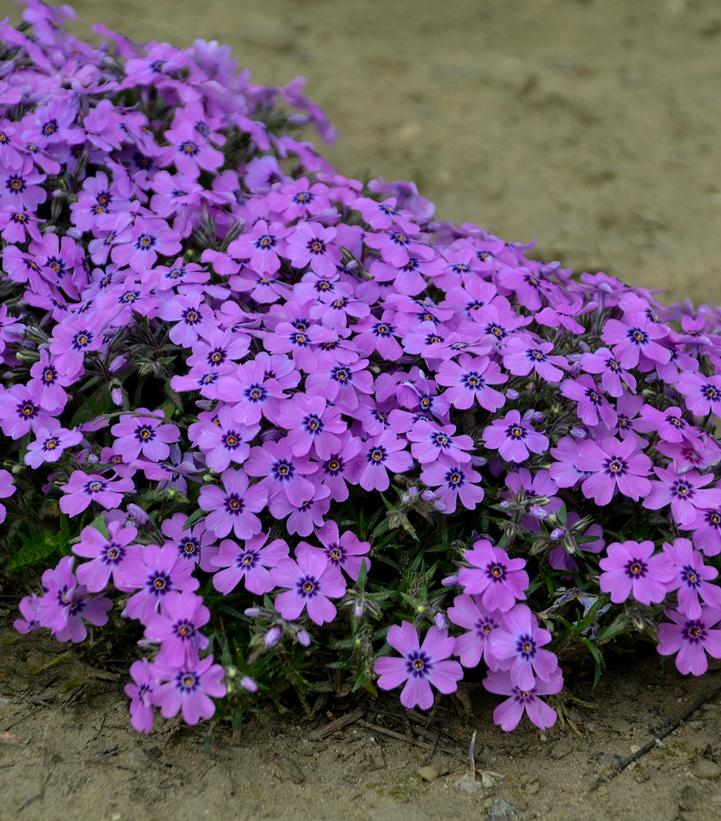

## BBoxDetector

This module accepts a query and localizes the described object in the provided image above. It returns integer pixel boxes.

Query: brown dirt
[2,0,721,818]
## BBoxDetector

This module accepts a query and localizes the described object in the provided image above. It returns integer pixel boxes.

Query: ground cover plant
[3,0,721,736]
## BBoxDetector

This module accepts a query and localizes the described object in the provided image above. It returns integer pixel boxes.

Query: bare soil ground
[2,0,721,818]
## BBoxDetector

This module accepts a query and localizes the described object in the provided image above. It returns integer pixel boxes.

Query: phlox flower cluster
[3,2,721,735]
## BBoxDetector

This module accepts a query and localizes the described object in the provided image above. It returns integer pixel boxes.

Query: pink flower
[59,472,135,516]
[271,544,346,625]
[420,459,485,514]
[124,659,156,734]
[643,468,721,527]
[307,521,370,581]
[457,540,528,612]
[24,424,82,468]
[447,594,503,669]
[662,538,721,619]
[483,667,563,731]
[154,655,226,725]
[211,533,289,595]
[72,519,140,592]
[482,409,549,464]
[599,540,674,605]
[285,221,340,277]
[198,469,267,539]
[407,419,473,464]
[502,336,565,383]
[374,621,463,710]
[143,591,210,665]
[601,315,670,368]
[657,607,721,676]
[489,604,559,690]
[436,354,507,412]
[111,408,180,462]
[574,435,652,506]
[354,429,413,492]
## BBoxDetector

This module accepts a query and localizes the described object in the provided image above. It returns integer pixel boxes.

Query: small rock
[630,745,641,754]
[456,771,482,794]
[486,797,516,820]
[694,759,721,780]
[417,766,438,783]
[679,785,697,812]
[525,780,540,795]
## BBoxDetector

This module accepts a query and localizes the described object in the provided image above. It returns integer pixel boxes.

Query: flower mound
[4,2,721,735]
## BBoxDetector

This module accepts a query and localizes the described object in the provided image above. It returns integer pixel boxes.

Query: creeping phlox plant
[3,2,721,735]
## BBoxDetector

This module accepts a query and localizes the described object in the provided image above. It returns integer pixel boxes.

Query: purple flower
[599,540,674,605]
[59,471,135,516]
[663,538,721,619]
[211,532,289,595]
[502,336,565,383]
[0,468,16,525]
[161,513,215,568]
[580,346,636,397]
[111,214,181,273]
[420,459,485,514]
[574,435,652,506]
[124,658,156,734]
[482,409,549,464]
[25,424,82,468]
[110,408,180,463]
[229,219,288,274]
[308,521,370,581]
[643,468,721,527]
[489,604,559,690]
[483,667,563,731]
[154,655,226,725]
[144,591,210,665]
[198,469,267,539]
[560,375,617,428]
[690,508,721,557]
[447,594,503,669]
[457,540,528,612]
[373,621,463,710]
[36,556,112,643]
[677,372,721,418]
[245,440,318,505]
[276,393,346,459]
[436,354,507,412]
[407,419,473,464]
[355,429,413,492]
[601,314,670,368]
[271,544,346,625]
[0,383,53,439]
[116,543,200,623]
[216,358,286,425]
[657,607,721,676]
[286,221,340,276]
[72,519,140,592]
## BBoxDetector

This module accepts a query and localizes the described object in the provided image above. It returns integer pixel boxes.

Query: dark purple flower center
[147,571,172,596]
[667,415,685,429]
[303,414,323,435]
[222,431,242,449]
[175,671,199,692]
[516,634,537,659]
[135,424,156,442]
[84,479,106,495]
[486,323,506,339]
[255,234,277,250]
[179,140,199,156]
[224,494,245,514]
[207,347,227,366]
[238,549,258,569]
[297,575,319,598]
[627,327,649,346]
[475,616,498,638]
[173,619,196,640]
[101,543,124,567]
[41,119,58,136]
[431,432,451,450]
[372,322,395,338]
[585,388,601,406]
[704,510,721,530]
[323,456,344,476]
[7,174,25,193]
[325,543,345,564]
[182,307,202,325]
[405,650,432,678]
[506,424,527,440]
[42,436,60,452]
[625,558,647,578]
[682,620,707,644]
[604,456,627,477]
[272,459,295,481]
[290,331,309,347]
[17,399,37,419]
[671,480,694,499]
[307,238,326,255]
[72,330,94,350]
[244,384,268,403]
[701,384,721,402]
[389,231,409,247]
[293,191,313,204]
[486,563,506,582]
[331,366,352,384]
[135,233,156,251]
[367,446,388,465]
[461,371,485,391]
[445,467,465,488]
[680,564,700,589]
[179,536,200,559]
[527,348,546,362]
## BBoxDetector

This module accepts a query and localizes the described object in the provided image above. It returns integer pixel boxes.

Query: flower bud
[434,612,447,630]
[441,574,459,588]
[297,629,311,647]
[240,676,258,693]
[550,527,566,541]
[127,503,149,524]
[244,607,261,618]
[264,626,282,648]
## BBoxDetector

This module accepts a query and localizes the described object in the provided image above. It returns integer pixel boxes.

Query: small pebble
[694,760,721,780]
[417,766,438,783]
